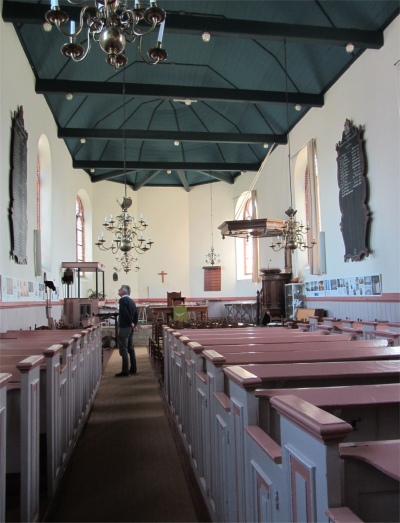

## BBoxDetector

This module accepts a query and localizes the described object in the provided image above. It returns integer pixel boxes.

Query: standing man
[116,284,138,377]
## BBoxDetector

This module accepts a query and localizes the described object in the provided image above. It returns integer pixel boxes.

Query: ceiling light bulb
[66,92,73,100]
[90,168,95,173]
[43,22,52,32]
[80,138,86,144]
[202,32,211,43]
[167,169,172,174]
[185,99,192,106]
[263,143,269,149]
[346,43,354,53]
[174,140,180,146]
[295,104,301,111]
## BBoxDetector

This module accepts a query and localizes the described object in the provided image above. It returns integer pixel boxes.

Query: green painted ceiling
[3,0,399,190]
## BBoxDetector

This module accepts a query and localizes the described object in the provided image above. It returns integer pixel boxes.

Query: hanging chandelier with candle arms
[270,208,316,251]
[44,0,167,69]
[95,196,153,272]
[270,40,316,253]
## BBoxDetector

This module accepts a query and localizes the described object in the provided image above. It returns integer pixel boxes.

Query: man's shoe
[129,369,137,374]
[115,372,129,377]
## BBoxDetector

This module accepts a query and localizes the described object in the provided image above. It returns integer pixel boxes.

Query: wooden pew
[0,326,103,520]
[1,326,103,423]
[165,331,358,445]
[256,383,400,445]
[243,393,394,523]
[219,361,400,522]
[163,316,399,522]
[1,346,65,503]
[199,351,399,520]
[165,330,353,412]
[0,373,12,523]
[0,356,44,523]
[166,333,356,443]
[242,390,400,523]
[180,340,389,517]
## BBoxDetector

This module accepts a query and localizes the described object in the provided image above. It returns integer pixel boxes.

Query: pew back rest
[295,308,324,322]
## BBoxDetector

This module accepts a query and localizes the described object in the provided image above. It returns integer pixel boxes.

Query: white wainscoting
[305,298,399,323]
[0,304,63,332]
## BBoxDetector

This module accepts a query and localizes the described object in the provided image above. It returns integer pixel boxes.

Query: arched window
[36,155,41,230]
[293,139,322,275]
[76,196,85,263]
[243,197,254,275]
[235,191,259,281]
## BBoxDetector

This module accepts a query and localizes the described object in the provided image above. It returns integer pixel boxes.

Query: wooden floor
[43,346,210,522]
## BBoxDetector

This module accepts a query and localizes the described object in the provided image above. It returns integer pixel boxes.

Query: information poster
[0,275,58,302]
[305,274,381,298]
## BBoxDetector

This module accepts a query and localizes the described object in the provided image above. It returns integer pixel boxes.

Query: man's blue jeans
[117,326,137,373]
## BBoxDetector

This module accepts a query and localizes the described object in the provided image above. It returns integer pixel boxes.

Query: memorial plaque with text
[336,119,370,261]
[9,106,28,264]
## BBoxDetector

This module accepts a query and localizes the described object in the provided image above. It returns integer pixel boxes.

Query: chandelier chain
[95,62,154,272]
[205,172,220,266]
[284,39,293,210]
[270,39,316,253]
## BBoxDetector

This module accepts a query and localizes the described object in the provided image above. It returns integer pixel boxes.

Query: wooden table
[224,301,257,322]
[150,305,208,322]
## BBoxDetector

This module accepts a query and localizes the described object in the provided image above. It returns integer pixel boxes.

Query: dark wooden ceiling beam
[37,79,323,107]
[131,170,162,190]
[198,172,235,184]
[165,13,384,49]
[2,2,384,49]
[59,127,287,145]
[177,170,190,192]
[74,159,257,172]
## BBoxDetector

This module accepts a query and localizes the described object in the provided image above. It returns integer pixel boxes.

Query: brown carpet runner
[44,346,206,522]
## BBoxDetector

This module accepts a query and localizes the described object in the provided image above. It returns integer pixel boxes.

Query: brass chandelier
[44,0,167,69]
[96,195,153,273]
[270,40,316,253]
[95,78,153,272]
[270,208,316,251]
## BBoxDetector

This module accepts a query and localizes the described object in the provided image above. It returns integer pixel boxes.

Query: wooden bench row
[161,325,400,523]
[0,326,102,522]
[304,319,400,346]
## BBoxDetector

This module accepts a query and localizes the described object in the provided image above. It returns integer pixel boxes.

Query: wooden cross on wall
[158,271,167,283]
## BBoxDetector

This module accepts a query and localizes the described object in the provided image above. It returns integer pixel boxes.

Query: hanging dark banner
[336,119,370,262]
[9,106,28,265]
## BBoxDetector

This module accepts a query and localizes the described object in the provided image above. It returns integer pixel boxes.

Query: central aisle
[45,346,205,522]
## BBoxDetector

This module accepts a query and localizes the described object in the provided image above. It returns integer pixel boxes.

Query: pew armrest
[244,425,282,464]
[326,507,364,522]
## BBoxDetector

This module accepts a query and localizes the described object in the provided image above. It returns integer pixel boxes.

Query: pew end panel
[243,425,284,523]
[0,373,12,523]
[271,395,352,523]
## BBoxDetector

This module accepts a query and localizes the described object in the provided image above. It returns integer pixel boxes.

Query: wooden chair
[167,292,185,306]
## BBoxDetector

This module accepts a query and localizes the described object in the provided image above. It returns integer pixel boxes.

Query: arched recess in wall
[293,146,308,275]
[292,147,310,274]
[37,134,52,272]
[77,189,93,264]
